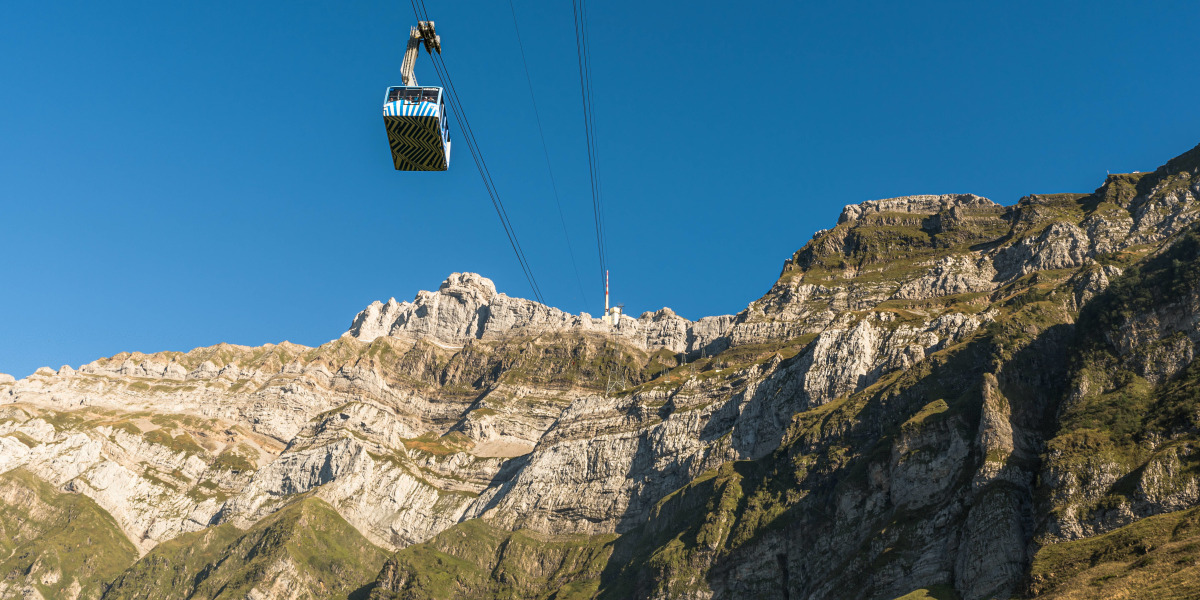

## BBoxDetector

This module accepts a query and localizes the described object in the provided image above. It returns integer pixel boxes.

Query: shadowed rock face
[3,143,1200,600]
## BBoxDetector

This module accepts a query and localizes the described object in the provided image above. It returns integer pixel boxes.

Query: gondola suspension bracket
[400,21,441,86]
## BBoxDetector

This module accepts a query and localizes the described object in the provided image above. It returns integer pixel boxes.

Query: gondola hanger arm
[400,21,440,87]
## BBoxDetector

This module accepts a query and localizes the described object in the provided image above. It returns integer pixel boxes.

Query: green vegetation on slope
[103,497,386,600]
[891,585,959,600]
[1081,227,1200,335]
[0,468,139,600]
[597,461,757,599]
[783,198,1011,289]
[1043,227,1200,527]
[367,519,615,600]
[1029,505,1200,599]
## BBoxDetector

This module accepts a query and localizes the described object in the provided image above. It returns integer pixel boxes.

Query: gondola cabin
[383,86,451,171]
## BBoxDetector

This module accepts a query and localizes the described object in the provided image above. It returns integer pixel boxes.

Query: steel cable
[571,0,608,293]
[506,0,590,307]
[407,0,545,303]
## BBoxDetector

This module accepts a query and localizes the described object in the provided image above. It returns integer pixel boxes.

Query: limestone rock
[892,255,997,299]
[838,194,997,224]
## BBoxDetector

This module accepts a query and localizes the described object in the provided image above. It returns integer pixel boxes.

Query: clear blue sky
[2,0,1198,377]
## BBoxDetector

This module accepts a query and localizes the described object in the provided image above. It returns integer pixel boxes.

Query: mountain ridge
[2,143,1200,599]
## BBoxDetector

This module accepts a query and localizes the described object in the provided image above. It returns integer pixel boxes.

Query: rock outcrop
[348,272,734,356]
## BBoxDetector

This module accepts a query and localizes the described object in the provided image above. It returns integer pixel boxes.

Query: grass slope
[891,585,959,600]
[1029,506,1200,599]
[103,497,386,600]
[1043,228,1200,532]
[367,519,615,600]
[0,468,139,600]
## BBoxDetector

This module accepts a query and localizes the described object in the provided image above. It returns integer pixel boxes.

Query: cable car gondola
[383,21,451,171]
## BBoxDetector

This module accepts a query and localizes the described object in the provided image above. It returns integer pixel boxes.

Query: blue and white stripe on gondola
[382,100,441,118]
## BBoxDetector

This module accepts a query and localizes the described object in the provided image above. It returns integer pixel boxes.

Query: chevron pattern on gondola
[384,116,447,171]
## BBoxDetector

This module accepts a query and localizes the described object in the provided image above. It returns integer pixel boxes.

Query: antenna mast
[605,270,609,322]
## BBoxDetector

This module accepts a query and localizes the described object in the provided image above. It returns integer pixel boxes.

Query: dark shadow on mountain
[593,315,1075,599]
[470,453,533,516]
[347,582,374,600]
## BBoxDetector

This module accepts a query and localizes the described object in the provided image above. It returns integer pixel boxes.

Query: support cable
[408,0,544,303]
[571,0,608,296]
[507,0,590,307]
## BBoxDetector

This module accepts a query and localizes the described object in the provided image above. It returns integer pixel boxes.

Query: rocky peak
[837,193,997,224]
[346,272,577,346]
[346,274,735,355]
[436,271,497,302]
[638,307,678,321]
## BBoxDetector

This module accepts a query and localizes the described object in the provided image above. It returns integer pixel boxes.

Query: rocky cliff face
[3,144,1200,600]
